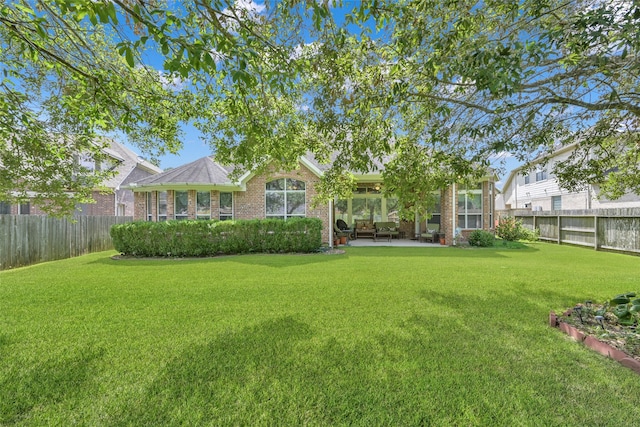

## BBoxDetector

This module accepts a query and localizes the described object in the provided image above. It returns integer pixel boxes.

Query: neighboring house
[497,143,640,212]
[0,139,161,216]
[125,154,496,245]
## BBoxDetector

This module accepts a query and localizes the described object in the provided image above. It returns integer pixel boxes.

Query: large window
[535,169,547,182]
[457,184,483,229]
[0,201,10,214]
[174,191,188,220]
[265,178,306,220]
[335,186,403,226]
[197,191,211,220]
[219,192,233,220]
[157,191,167,221]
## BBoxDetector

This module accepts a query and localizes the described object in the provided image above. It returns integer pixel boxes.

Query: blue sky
[120,0,521,187]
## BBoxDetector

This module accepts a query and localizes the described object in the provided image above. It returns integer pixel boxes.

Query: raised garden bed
[550,295,640,374]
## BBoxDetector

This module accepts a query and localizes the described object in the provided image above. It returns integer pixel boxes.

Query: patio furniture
[420,223,440,243]
[334,220,352,244]
[354,220,375,239]
[374,221,400,242]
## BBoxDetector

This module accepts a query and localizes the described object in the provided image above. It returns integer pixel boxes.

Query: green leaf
[125,47,134,67]
[613,304,629,318]
[611,295,630,305]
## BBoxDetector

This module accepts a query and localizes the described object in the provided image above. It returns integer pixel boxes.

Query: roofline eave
[124,183,245,192]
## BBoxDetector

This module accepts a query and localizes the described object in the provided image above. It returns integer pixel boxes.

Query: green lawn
[2,243,640,425]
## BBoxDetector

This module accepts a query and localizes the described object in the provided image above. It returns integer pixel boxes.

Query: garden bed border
[549,311,640,374]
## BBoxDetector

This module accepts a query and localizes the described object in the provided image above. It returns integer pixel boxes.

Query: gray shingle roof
[132,156,233,186]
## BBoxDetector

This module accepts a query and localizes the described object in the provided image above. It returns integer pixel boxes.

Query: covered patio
[342,238,445,247]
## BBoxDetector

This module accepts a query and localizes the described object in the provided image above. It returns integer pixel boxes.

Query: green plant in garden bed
[558,292,640,358]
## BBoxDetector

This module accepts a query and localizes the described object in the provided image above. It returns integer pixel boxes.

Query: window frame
[146,192,153,221]
[196,191,211,220]
[19,202,30,215]
[265,178,306,220]
[157,191,167,221]
[174,190,189,220]
[219,192,233,221]
[457,184,483,230]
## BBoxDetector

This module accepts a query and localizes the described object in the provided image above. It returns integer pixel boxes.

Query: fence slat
[0,215,132,270]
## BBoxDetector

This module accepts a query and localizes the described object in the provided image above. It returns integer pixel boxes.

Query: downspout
[452,183,456,246]
[329,199,333,248]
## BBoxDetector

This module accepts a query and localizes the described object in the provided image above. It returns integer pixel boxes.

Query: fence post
[557,215,561,245]
[594,215,598,251]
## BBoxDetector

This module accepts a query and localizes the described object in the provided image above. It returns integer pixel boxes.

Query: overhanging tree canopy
[1,0,638,216]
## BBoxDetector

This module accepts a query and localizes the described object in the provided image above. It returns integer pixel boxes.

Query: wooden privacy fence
[498,208,640,254]
[0,215,132,270]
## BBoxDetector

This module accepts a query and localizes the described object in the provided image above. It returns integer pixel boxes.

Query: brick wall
[234,163,330,242]
[131,162,331,243]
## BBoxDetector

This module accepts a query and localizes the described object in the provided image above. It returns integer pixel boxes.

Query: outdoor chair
[334,219,353,243]
[354,220,375,239]
[374,221,400,242]
[420,223,440,243]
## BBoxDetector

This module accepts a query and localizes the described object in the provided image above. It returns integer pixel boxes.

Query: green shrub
[468,230,495,247]
[518,226,540,242]
[110,218,323,257]
[495,216,539,242]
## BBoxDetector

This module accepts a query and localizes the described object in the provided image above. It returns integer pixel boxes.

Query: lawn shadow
[92,251,345,268]
[111,315,315,425]
[344,244,540,259]
[0,346,104,424]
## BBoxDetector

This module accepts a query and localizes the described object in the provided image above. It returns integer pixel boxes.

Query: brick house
[0,139,161,216]
[126,154,496,246]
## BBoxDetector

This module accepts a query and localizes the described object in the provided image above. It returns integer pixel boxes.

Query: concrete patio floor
[338,238,445,248]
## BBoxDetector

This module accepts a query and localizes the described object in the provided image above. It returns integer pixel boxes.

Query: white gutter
[452,183,456,246]
[329,199,334,248]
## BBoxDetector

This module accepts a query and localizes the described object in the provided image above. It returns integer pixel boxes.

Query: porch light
[374,183,381,191]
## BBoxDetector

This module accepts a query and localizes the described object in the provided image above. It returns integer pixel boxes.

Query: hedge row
[110,218,323,257]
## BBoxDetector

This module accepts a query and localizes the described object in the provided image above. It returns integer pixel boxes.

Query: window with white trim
[457,184,483,229]
[157,191,167,221]
[197,191,211,220]
[219,192,233,221]
[535,169,547,181]
[174,191,188,220]
[265,178,306,220]
[146,192,153,221]
[552,195,562,211]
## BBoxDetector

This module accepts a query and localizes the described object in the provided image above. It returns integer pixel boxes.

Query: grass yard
[2,243,640,425]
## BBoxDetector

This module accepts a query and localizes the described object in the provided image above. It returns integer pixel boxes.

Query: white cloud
[220,0,266,31]
[158,72,186,91]
[232,0,266,14]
